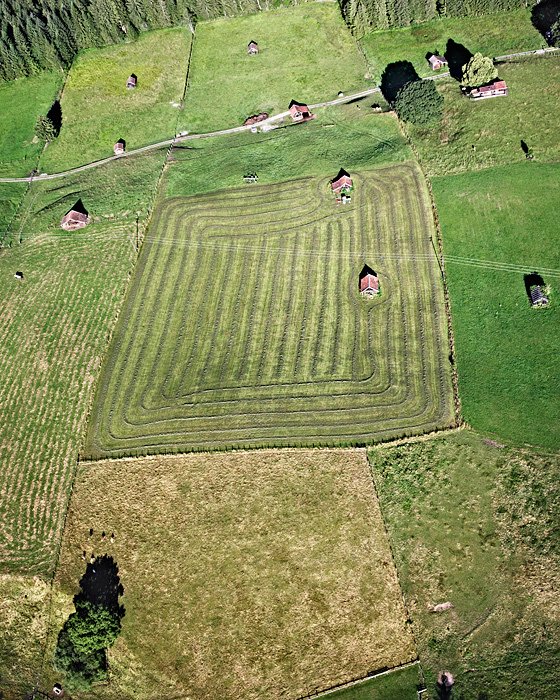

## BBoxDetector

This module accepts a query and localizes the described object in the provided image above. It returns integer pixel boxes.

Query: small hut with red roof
[331,169,353,195]
[359,265,379,298]
[288,101,315,123]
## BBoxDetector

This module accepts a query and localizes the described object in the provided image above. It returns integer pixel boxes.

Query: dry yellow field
[55,448,416,699]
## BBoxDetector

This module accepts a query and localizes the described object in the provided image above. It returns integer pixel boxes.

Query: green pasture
[180,4,368,133]
[433,162,560,449]
[167,104,409,198]
[85,163,454,458]
[0,71,62,177]
[407,56,560,176]
[54,450,416,699]
[369,432,560,700]
[360,8,544,82]
[325,664,421,699]
[40,29,190,173]
[9,150,166,244]
[0,183,27,242]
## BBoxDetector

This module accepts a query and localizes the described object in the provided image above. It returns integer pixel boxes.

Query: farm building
[331,170,353,194]
[530,285,549,307]
[126,74,137,89]
[113,140,125,155]
[428,54,447,70]
[247,41,259,55]
[243,112,269,126]
[359,265,379,297]
[60,209,90,231]
[469,80,508,99]
[289,101,315,123]
[14,271,23,280]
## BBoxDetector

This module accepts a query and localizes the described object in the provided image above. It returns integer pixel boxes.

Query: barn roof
[289,102,311,117]
[428,54,446,65]
[477,79,507,93]
[61,210,88,224]
[332,174,353,191]
[360,273,379,293]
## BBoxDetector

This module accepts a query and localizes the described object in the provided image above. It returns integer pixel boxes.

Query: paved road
[0,46,556,184]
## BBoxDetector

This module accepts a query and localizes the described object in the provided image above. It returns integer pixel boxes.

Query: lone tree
[34,114,56,142]
[395,79,443,126]
[461,52,498,88]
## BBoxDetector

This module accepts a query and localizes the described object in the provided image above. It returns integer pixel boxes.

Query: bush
[395,79,444,125]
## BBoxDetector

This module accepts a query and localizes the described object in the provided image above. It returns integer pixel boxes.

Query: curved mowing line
[84,165,453,458]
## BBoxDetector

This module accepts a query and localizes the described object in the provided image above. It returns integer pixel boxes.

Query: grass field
[53,449,416,699]
[0,71,62,177]
[433,162,560,449]
[407,56,560,176]
[0,221,138,576]
[180,4,368,133]
[167,104,409,198]
[85,162,454,458]
[325,664,421,699]
[359,8,544,82]
[40,29,191,173]
[369,432,560,700]
[8,149,167,245]
[0,183,28,240]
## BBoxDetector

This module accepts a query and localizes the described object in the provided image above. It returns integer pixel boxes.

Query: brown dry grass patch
[55,448,416,699]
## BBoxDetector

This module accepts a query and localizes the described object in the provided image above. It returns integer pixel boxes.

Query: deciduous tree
[461,52,498,88]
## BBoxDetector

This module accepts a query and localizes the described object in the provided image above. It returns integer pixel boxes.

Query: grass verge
[323,664,421,699]
[52,449,416,699]
[368,431,560,700]
[433,162,560,450]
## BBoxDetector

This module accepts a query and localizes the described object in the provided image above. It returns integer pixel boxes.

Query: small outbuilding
[247,41,259,55]
[113,139,125,155]
[359,265,379,297]
[14,271,24,280]
[428,54,447,70]
[331,169,353,195]
[468,79,508,99]
[126,74,137,89]
[60,208,90,231]
[530,285,549,307]
[288,101,315,123]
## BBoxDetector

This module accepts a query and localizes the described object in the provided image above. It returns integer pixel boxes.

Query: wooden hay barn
[469,80,508,99]
[126,74,137,89]
[359,265,379,297]
[289,102,315,123]
[247,41,259,55]
[60,209,90,231]
[331,170,353,194]
[428,54,447,70]
[113,140,125,155]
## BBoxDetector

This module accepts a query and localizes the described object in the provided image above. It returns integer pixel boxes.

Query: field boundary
[302,659,421,699]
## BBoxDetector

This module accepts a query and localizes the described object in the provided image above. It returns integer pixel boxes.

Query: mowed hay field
[407,56,560,176]
[85,162,454,458]
[0,223,137,575]
[369,433,560,700]
[0,71,62,177]
[180,4,368,133]
[40,28,191,173]
[433,162,560,449]
[54,449,416,699]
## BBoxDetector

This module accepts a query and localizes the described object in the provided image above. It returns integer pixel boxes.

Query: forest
[0,0,553,81]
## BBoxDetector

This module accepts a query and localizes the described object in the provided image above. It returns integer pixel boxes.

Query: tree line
[0,0,554,82]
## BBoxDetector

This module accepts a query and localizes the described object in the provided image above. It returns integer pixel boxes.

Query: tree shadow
[380,61,419,104]
[532,0,560,45]
[444,39,473,81]
[46,100,62,136]
[77,555,125,619]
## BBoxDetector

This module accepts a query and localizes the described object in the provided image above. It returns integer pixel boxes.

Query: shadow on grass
[380,61,419,103]
[444,39,473,81]
[531,0,560,46]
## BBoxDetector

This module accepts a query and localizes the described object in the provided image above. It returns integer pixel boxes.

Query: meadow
[179,4,368,133]
[0,183,28,241]
[406,56,560,176]
[359,8,544,82]
[85,163,454,458]
[433,162,560,449]
[369,432,560,700]
[0,71,62,177]
[167,104,410,198]
[53,449,416,699]
[39,28,191,173]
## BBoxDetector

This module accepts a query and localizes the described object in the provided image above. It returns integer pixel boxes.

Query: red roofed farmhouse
[60,208,90,231]
[359,265,379,297]
[331,170,353,194]
[428,54,447,70]
[469,79,508,99]
[289,101,315,122]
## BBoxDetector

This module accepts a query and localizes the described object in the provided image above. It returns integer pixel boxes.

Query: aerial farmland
[0,1,558,699]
